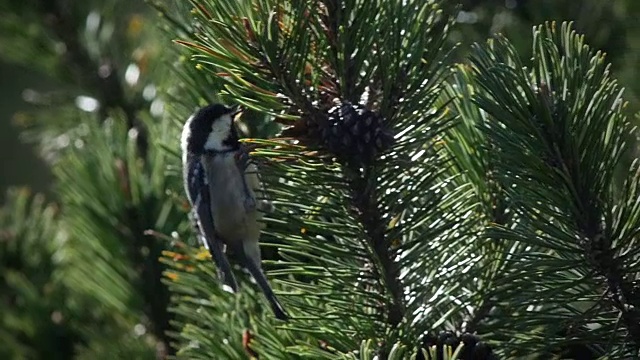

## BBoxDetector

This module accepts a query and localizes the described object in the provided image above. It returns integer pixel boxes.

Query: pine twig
[347,166,405,327]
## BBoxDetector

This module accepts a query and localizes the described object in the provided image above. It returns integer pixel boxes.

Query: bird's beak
[227,104,243,119]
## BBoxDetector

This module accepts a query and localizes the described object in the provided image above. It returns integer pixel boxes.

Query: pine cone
[279,100,394,165]
[321,101,394,165]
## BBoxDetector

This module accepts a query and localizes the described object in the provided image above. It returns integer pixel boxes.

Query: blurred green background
[1,0,639,358]
[0,62,53,199]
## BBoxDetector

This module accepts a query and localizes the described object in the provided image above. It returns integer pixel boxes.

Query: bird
[180,103,288,320]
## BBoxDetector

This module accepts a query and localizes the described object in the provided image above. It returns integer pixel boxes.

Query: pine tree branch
[443,65,511,337]
[347,166,405,326]
[466,22,640,355]
[36,2,172,353]
[534,77,640,352]
[578,204,640,347]
[52,118,176,358]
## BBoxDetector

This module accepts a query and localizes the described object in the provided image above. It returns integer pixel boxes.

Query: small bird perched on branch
[180,103,288,320]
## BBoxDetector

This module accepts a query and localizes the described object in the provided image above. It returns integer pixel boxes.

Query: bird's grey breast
[201,152,256,242]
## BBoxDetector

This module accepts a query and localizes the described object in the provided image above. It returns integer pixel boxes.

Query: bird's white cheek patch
[204,114,232,151]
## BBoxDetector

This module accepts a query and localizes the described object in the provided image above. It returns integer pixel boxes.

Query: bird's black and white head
[181,104,241,157]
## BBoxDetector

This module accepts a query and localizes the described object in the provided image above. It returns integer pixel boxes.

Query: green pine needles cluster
[2,0,640,359]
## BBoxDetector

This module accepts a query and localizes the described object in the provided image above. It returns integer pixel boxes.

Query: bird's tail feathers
[190,205,239,293]
[200,234,239,292]
[239,251,289,321]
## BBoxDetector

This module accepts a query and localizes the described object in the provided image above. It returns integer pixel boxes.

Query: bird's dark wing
[187,157,239,292]
[235,145,276,214]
